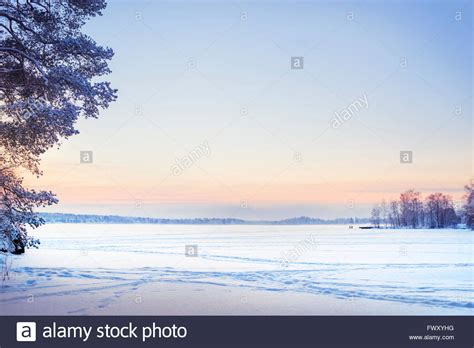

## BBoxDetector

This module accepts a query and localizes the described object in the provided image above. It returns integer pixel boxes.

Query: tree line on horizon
[370,183,474,229]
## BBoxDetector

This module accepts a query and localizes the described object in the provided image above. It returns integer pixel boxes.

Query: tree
[389,200,400,228]
[1,0,116,253]
[463,183,474,229]
[0,168,57,253]
[425,193,458,228]
[399,190,423,228]
[371,205,381,228]
[380,199,388,228]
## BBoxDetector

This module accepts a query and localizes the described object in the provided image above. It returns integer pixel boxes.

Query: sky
[26,0,472,219]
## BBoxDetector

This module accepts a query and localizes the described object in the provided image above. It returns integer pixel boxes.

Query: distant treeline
[39,213,370,225]
[371,183,474,229]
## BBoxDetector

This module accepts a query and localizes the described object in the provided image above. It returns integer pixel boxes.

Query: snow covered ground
[1,224,473,315]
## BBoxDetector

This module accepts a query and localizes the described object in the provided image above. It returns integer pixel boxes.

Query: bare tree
[371,205,381,228]
[399,190,423,228]
[425,193,458,228]
[462,183,474,229]
[380,199,388,228]
[389,200,400,228]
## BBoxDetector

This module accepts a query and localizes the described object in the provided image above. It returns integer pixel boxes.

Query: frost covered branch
[0,0,116,253]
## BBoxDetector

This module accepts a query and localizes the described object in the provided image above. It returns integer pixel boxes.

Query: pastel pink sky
[24,0,473,219]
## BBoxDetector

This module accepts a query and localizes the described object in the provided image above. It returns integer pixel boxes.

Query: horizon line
[39,212,370,225]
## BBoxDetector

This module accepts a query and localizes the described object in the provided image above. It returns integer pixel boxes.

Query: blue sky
[29,0,472,219]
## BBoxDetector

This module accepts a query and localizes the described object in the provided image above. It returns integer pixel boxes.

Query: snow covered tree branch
[0,0,117,253]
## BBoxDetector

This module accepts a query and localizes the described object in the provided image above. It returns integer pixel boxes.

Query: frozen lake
[1,224,473,315]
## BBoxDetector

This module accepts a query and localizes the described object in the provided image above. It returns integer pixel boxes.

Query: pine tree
[1,0,116,253]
